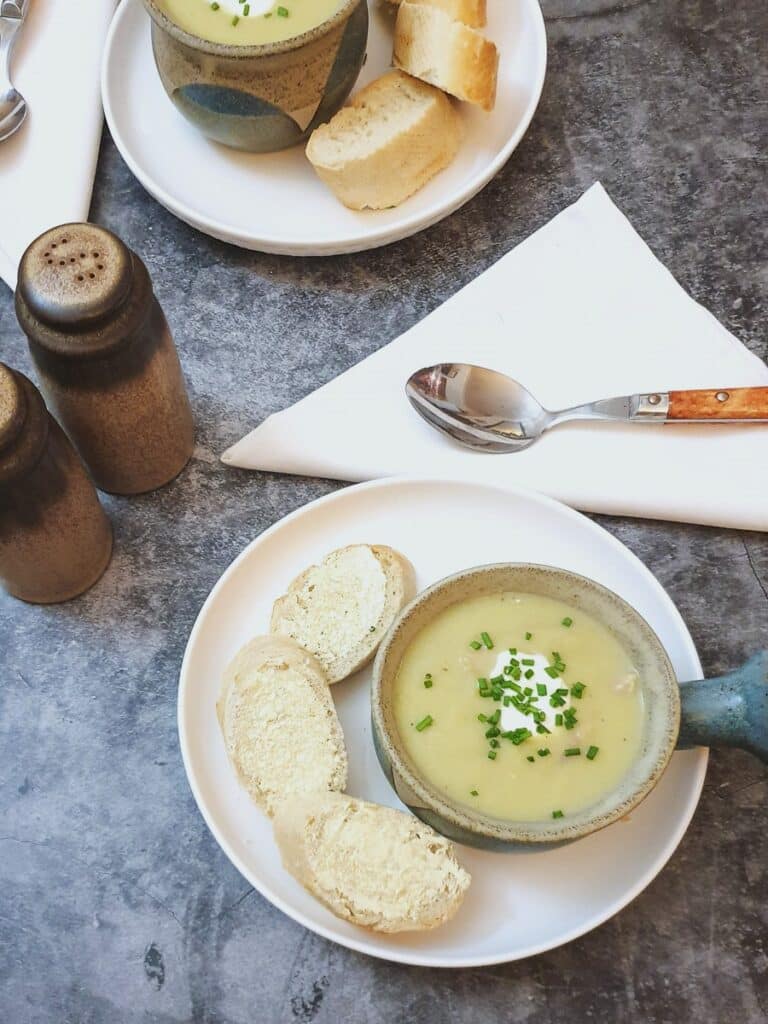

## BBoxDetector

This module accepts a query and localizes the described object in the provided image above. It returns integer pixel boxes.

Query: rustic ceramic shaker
[15,224,194,495]
[0,363,112,603]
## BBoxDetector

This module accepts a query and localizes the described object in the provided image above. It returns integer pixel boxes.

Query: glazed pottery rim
[141,0,362,58]
[372,562,682,846]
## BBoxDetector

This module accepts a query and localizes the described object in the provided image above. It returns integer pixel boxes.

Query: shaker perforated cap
[16,224,133,328]
[0,363,26,452]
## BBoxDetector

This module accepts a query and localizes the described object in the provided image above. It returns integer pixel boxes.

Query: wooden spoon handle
[668,387,768,421]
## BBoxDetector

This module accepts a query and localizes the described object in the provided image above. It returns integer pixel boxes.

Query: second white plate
[178,477,707,967]
[102,0,547,255]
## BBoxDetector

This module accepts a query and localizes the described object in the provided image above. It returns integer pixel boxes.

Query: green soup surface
[393,592,645,823]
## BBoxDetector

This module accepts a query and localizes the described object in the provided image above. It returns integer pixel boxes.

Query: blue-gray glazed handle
[677,651,768,763]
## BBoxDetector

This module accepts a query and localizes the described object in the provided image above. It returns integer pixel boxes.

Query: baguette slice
[274,793,471,932]
[306,70,463,210]
[217,636,347,816]
[384,0,486,28]
[270,544,415,683]
[394,2,499,111]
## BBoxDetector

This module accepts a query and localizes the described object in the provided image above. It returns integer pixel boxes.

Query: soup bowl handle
[677,650,768,763]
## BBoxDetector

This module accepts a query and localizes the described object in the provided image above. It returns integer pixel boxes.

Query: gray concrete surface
[1,1,766,1021]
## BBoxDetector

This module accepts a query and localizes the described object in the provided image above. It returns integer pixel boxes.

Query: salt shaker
[15,224,194,495]
[0,363,112,604]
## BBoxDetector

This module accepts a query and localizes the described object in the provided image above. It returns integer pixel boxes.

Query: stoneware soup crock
[142,0,368,152]
[371,563,768,851]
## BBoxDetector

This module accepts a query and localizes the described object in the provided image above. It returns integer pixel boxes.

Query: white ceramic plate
[178,477,707,967]
[101,0,547,255]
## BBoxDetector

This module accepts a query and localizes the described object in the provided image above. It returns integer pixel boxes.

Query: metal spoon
[406,363,768,453]
[0,1,28,143]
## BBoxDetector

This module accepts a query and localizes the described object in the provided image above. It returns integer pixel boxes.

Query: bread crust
[274,793,471,932]
[394,3,499,112]
[385,0,486,28]
[218,635,347,815]
[270,542,416,681]
[306,71,463,210]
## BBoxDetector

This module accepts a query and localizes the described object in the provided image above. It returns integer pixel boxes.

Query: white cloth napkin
[0,0,115,291]
[223,184,768,530]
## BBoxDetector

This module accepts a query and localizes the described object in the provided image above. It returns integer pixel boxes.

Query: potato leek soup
[157,0,344,45]
[393,593,645,822]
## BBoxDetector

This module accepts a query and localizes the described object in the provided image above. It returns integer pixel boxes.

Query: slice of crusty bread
[217,636,347,816]
[273,793,471,932]
[394,2,499,111]
[306,70,463,210]
[270,544,415,683]
[384,0,486,28]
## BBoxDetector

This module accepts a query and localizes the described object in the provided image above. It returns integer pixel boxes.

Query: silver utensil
[406,363,768,453]
[0,0,29,143]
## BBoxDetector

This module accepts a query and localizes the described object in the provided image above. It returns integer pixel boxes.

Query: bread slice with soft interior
[384,0,486,28]
[273,792,471,932]
[270,543,416,682]
[394,2,499,111]
[218,635,347,816]
[306,70,463,211]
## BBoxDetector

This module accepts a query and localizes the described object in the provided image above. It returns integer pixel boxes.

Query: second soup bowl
[143,0,369,152]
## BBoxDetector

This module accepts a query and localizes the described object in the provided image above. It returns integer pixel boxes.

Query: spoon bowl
[0,83,26,141]
[406,364,550,452]
[0,0,28,143]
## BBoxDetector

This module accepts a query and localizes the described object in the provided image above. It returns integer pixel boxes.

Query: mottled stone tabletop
[1,1,766,1021]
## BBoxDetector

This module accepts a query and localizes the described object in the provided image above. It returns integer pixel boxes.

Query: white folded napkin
[0,0,115,291]
[223,184,768,531]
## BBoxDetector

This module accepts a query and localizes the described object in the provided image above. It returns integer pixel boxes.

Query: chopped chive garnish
[524,669,534,680]
[507,728,532,746]
[469,639,482,650]
[536,724,551,734]
[477,713,487,722]
[564,747,581,757]
[231,14,239,24]
[545,666,560,679]
[508,647,517,656]
[487,750,497,760]
[489,709,501,725]
[527,755,535,763]
[480,632,493,650]
[210,1,219,8]
[552,809,564,819]
[415,715,433,732]
[536,683,548,696]
[424,679,432,688]
[525,632,533,640]
[521,658,534,666]
[555,713,563,726]
[586,745,599,760]
[562,617,573,627]
[243,2,250,11]
[538,748,550,757]
[490,738,500,748]
[571,682,586,698]
[277,4,289,14]
[470,789,479,796]
[485,726,500,739]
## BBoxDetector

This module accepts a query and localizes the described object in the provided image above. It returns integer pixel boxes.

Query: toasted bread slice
[384,0,486,28]
[270,544,415,683]
[394,2,499,111]
[218,636,347,816]
[306,70,463,210]
[273,792,471,932]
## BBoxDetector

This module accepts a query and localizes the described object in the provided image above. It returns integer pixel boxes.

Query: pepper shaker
[0,363,112,604]
[15,224,194,495]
